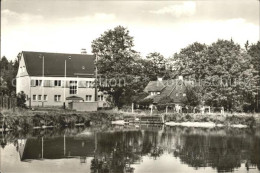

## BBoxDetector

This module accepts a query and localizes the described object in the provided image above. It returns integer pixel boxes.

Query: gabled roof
[143,79,193,104]
[144,80,167,92]
[22,51,95,78]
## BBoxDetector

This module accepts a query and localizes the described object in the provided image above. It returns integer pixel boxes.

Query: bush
[244,116,256,128]
[17,91,26,108]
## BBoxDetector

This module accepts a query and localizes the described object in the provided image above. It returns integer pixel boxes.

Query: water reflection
[18,135,95,162]
[1,125,260,173]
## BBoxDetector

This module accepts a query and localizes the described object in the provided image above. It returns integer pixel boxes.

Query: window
[33,95,37,101]
[183,93,186,97]
[86,81,93,88]
[38,95,42,101]
[86,95,92,101]
[54,95,61,102]
[157,92,160,95]
[35,80,42,86]
[150,92,158,96]
[54,80,61,86]
[44,95,48,101]
[98,95,103,101]
[70,81,77,94]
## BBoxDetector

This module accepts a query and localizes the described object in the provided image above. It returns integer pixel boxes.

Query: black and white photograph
[0,0,260,172]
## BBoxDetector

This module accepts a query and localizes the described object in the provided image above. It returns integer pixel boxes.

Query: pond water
[0,125,259,173]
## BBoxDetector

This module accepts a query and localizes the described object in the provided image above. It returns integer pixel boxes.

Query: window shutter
[43,80,50,87]
[31,80,35,87]
[50,80,54,87]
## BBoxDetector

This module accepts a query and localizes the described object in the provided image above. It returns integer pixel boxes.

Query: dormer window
[150,91,160,96]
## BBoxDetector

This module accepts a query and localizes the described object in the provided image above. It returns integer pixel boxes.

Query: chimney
[81,48,87,54]
[178,76,183,81]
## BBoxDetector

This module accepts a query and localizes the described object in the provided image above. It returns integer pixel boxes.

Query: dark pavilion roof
[22,51,95,78]
[144,80,167,92]
[66,96,84,101]
[143,79,193,104]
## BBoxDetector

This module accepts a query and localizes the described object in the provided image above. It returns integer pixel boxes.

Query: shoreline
[1,108,259,131]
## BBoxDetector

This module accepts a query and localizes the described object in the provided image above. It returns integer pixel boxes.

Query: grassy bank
[163,113,259,128]
[0,108,125,131]
[1,108,260,131]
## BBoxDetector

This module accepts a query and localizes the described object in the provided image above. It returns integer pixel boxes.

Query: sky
[1,0,259,60]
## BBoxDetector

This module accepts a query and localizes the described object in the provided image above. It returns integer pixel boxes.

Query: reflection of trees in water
[1,126,260,172]
[91,127,260,173]
[91,130,166,173]
[250,137,260,170]
[91,131,143,173]
[173,134,260,172]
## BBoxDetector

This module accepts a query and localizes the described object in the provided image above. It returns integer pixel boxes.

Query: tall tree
[247,41,260,111]
[182,85,202,110]
[0,56,19,95]
[171,40,259,112]
[204,40,258,111]
[145,52,167,80]
[173,42,207,80]
[91,26,142,108]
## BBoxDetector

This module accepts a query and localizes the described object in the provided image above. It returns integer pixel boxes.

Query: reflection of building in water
[17,134,95,163]
[16,128,260,172]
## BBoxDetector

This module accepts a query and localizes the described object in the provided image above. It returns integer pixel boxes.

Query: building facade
[16,51,108,107]
[143,76,191,112]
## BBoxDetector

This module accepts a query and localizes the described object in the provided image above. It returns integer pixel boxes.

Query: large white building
[16,51,108,108]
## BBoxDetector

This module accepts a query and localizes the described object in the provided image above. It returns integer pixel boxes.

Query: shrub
[16,91,26,108]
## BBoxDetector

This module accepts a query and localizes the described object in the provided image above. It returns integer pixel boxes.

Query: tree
[172,42,207,80]
[0,56,9,70]
[247,41,260,112]
[91,26,143,108]
[17,91,26,108]
[182,85,202,109]
[204,40,258,112]
[145,52,168,80]
[0,56,18,95]
[171,40,259,112]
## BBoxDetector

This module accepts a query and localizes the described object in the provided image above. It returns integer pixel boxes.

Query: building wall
[16,54,29,94]
[17,75,110,107]
[28,76,95,107]
[16,76,30,96]
[16,54,110,108]
[30,85,95,107]
[69,102,98,112]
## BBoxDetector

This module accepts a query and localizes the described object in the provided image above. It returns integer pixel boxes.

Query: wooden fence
[0,95,17,110]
